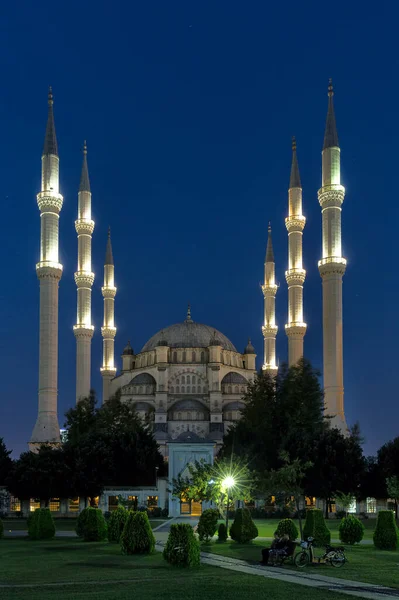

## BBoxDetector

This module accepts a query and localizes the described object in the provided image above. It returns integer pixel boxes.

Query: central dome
[141,319,237,352]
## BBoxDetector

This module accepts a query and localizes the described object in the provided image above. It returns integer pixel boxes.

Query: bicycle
[294,537,346,568]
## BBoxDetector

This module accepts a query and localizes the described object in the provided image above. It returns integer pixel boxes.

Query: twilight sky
[0,0,397,458]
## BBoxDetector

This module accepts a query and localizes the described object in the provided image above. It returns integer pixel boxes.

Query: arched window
[234,386,239,394]
[186,376,190,384]
[176,386,180,393]
[192,386,195,393]
[173,352,177,363]
[192,376,196,384]
[181,386,185,393]
[178,412,182,419]
[176,378,180,384]
[139,386,143,394]
[133,386,137,394]
[182,351,186,362]
[181,376,185,384]
[187,412,191,420]
[192,351,196,362]
[232,355,236,366]
[241,386,245,393]
[201,352,205,363]
[197,385,201,393]
[199,412,203,420]
[170,386,174,393]
[228,385,232,394]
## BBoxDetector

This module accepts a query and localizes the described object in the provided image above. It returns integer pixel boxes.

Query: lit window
[9,496,21,512]
[347,497,357,513]
[30,499,40,512]
[366,497,377,513]
[69,498,79,512]
[147,495,158,509]
[49,498,60,512]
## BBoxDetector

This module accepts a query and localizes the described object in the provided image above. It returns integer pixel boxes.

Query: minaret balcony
[262,325,278,338]
[74,271,95,287]
[73,324,94,338]
[36,261,63,280]
[101,286,117,298]
[285,215,306,232]
[75,219,95,235]
[285,268,306,285]
[100,367,117,377]
[262,364,278,374]
[261,283,278,297]
[285,323,307,337]
[37,192,63,213]
[317,186,345,208]
[318,256,346,277]
[101,326,116,338]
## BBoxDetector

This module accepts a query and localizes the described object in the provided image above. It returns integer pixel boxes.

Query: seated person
[261,533,289,565]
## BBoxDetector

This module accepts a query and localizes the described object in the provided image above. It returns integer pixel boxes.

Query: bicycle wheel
[330,551,346,568]
[294,551,309,568]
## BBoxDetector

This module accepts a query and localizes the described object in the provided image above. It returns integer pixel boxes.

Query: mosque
[27,82,348,515]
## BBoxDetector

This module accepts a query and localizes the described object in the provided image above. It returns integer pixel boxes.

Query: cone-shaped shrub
[76,507,90,537]
[339,515,364,545]
[120,511,155,554]
[163,523,200,567]
[108,506,128,543]
[28,508,55,540]
[218,522,228,542]
[373,510,398,550]
[0,518,3,539]
[79,507,107,541]
[303,509,330,546]
[229,508,258,543]
[275,518,299,541]
[197,509,219,542]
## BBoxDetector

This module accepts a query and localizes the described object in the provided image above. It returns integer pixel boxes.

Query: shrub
[108,506,128,543]
[120,511,155,554]
[150,507,163,518]
[78,507,107,542]
[274,518,299,541]
[229,508,258,543]
[218,523,228,542]
[197,509,219,542]
[103,511,111,521]
[373,510,398,550]
[335,510,346,520]
[163,523,200,567]
[28,508,55,540]
[0,518,3,539]
[303,509,331,546]
[338,515,364,545]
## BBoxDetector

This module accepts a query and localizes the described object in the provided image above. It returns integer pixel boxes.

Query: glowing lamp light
[222,476,235,489]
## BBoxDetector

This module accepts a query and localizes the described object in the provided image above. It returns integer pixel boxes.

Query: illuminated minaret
[73,142,95,402]
[262,224,278,375]
[318,80,347,431]
[285,137,307,365]
[101,229,117,402]
[30,88,63,449]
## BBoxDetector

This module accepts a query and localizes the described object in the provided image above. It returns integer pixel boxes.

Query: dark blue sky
[1,1,397,457]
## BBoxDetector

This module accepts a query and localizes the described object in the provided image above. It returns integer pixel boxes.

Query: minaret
[318,79,347,431]
[285,137,307,365]
[262,224,278,375]
[73,142,95,402]
[101,228,117,402]
[30,87,63,449]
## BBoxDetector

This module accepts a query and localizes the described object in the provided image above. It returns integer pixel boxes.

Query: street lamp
[222,476,235,534]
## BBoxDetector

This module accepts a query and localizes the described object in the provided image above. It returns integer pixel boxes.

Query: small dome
[244,338,255,354]
[209,330,222,346]
[157,331,168,346]
[129,373,156,385]
[222,372,248,385]
[122,341,134,355]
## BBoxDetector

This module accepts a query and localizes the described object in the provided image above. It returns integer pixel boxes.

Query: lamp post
[222,476,235,534]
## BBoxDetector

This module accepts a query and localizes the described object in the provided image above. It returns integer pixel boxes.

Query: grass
[252,517,378,540]
[0,538,359,600]
[204,539,399,588]
[2,518,166,533]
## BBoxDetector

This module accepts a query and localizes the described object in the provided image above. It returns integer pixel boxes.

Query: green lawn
[252,517,378,540]
[204,539,399,588]
[0,538,359,600]
[2,518,166,533]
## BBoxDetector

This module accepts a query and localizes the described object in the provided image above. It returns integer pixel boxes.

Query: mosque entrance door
[180,498,202,516]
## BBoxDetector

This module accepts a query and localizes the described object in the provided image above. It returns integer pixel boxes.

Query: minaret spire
[185,302,192,322]
[74,142,95,403]
[30,88,63,449]
[262,223,278,375]
[101,228,117,402]
[318,80,347,431]
[285,137,307,365]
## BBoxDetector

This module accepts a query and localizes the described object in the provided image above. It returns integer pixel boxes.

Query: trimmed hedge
[120,511,155,555]
[163,523,200,567]
[197,509,219,542]
[76,507,90,537]
[373,510,398,550]
[108,506,128,543]
[303,509,331,546]
[230,508,258,543]
[0,518,3,539]
[79,507,107,542]
[218,523,228,542]
[28,508,55,540]
[275,518,299,541]
[339,515,364,545]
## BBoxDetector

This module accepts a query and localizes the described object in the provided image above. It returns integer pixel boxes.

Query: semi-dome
[141,320,237,352]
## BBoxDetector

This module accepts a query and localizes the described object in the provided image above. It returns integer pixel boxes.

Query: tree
[170,457,254,519]
[304,425,365,517]
[0,438,13,486]
[359,456,387,501]
[386,477,399,519]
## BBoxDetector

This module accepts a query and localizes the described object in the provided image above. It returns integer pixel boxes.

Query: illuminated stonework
[262,225,278,375]
[30,88,62,450]
[285,137,307,366]
[318,81,347,432]
[101,229,117,402]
